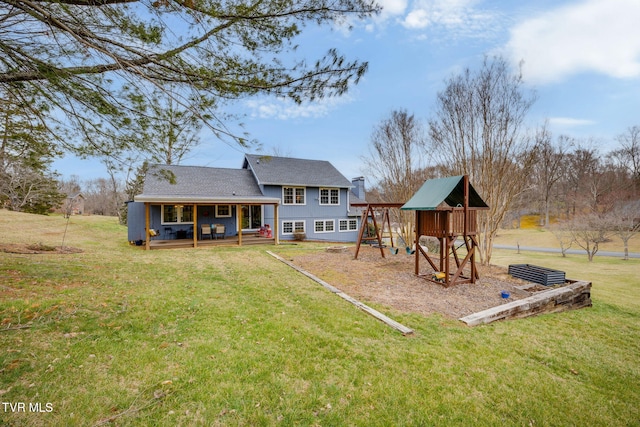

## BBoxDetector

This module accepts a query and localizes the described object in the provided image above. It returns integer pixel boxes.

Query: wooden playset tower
[401,175,489,287]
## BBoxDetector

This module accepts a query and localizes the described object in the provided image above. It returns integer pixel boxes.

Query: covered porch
[146,233,276,250]
[138,199,280,250]
[130,164,281,250]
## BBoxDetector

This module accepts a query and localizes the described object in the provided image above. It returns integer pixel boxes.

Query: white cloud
[548,117,596,128]
[361,0,500,40]
[505,0,640,84]
[379,0,409,17]
[364,0,408,31]
[404,9,430,29]
[244,95,354,120]
[397,0,499,40]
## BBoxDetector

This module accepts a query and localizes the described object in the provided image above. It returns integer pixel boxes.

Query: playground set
[354,175,489,287]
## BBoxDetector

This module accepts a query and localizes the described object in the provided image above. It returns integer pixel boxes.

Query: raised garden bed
[508,264,566,286]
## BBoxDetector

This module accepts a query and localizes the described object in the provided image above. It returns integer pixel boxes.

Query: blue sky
[54,0,640,186]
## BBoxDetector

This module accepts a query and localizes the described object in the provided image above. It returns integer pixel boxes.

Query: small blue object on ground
[501,290,510,299]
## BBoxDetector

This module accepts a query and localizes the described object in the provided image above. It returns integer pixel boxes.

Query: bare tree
[565,214,614,262]
[362,109,430,246]
[267,145,293,158]
[566,143,620,217]
[549,222,573,257]
[0,164,64,213]
[531,126,572,226]
[104,160,127,223]
[58,175,83,218]
[83,177,125,217]
[607,200,640,261]
[611,125,640,195]
[428,56,537,264]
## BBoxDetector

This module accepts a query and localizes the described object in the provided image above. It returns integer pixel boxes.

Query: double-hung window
[319,188,339,205]
[282,220,305,235]
[314,220,335,233]
[283,187,305,205]
[339,219,358,231]
[215,205,231,217]
[162,204,194,224]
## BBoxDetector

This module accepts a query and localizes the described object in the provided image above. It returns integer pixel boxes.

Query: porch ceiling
[134,195,280,204]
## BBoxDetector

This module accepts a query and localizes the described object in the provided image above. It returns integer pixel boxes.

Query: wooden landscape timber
[267,251,414,335]
[459,280,592,326]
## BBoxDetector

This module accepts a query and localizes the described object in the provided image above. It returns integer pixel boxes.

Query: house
[127,154,364,249]
[62,193,85,217]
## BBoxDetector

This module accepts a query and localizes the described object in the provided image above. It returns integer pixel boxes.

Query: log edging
[459,280,592,326]
[266,251,414,335]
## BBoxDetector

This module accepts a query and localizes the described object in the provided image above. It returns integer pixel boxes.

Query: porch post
[193,204,198,248]
[273,203,279,245]
[145,203,150,251]
[237,204,243,246]
[414,211,419,275]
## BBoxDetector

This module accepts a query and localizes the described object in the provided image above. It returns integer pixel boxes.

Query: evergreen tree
[0,91,65,213]
[0,0,380,159]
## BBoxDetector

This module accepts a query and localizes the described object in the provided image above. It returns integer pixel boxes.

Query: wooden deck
[147,234,276,250]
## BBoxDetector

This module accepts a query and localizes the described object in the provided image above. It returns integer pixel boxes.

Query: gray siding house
[127,154,364,249]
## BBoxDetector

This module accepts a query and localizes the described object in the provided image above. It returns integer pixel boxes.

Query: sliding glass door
[241,205,262,230]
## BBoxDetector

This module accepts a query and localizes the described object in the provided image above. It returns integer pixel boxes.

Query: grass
[495,217,640,254]
[1,210,639,426]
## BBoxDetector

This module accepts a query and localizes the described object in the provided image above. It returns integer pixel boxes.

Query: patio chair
[214,224,225,239]
[163,226,175,239]
[201,224,212,240]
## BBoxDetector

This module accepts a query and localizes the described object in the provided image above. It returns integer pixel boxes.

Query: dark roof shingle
[135,164,283,204]
[243,154,352,188]
[141,164,263,197]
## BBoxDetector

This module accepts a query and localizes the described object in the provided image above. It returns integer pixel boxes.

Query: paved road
[493,244,640,259]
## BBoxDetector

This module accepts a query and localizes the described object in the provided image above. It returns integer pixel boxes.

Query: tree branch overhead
[0,0,379,152]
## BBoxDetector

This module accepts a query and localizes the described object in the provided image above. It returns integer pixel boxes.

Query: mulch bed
[283,245,532,319]
[0,243,83,255]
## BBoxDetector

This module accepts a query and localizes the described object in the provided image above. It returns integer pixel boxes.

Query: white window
[161,204,194,224]
[339,219,358,231]
[283,187,305,205]
[215,205,231,217]
[319,188,340,205]
[314,220,335,233]
[282,220,305,235]
[282,187,305,205]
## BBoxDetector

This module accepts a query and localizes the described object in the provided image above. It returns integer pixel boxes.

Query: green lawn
[494,226,640,254]
[1,210,639,426]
